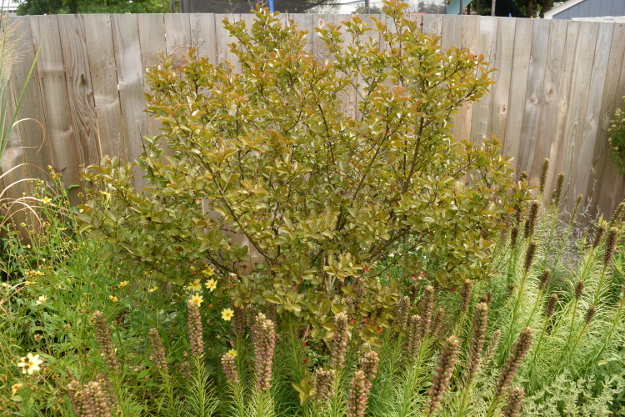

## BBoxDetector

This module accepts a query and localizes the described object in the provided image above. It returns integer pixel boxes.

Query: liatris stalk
[67,380,115,417]
[507,282,516,298]
[467,303,489,383]
[331,312,349,369]
[419,285,435,339]
[427,336,460,417]
[484,330,502,369]
[312,369,335,402]
[395,296,411,332]
[593,227,618,305]
[347,371,370,417]
[479,290,493,305]
[502,386,525,417]
[592,224,606,249]
[460,280,473,315]
[431,307,446,340]
[519,171,529,183]
[504,243,536,357]
[252,313,276,392]
[524,201,539,239]
[362,350,379,390]
[494,328,533,401]
[570,194,583,226]
[148,328,168,375]
[92,311,119,370]
[592,283,625,365]
[221,353,239,385]
[539,158,549,195]
[407,314,422,358]
[609,201,625,229]
[551,172,565,208]
[187,302,204,357]
[562,305,596,369]
[524,269,552,327]
[87,381,114,417]
[510,226,519,248]
[530,294,558,368]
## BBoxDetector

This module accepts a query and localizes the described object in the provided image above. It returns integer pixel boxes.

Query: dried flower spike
[312,369,335,402]
[585,305,597,325]
[510,226,519,248]
[427,336,460,417]
[524,201,539,239]
[92,311,119,370]
[502,386,525,417]
[592,224,606,249]
[347,370,370,417]
[495,327,533,399]
[539,159,549,194]
[252,313,276,392]
[460,279,473,315]
[395,296,411,331]
[552,172,565,207]
[331,312,350,369]
[524,241,537,272]
[574,280,585,300]
[467,303,489,383]
[544,293,558,318]
[538,269,552,292]
[221,353,239,384]
[148,328,168,374]
[603,227,618,267]
[407,314,422,358]
[187,303,204,357]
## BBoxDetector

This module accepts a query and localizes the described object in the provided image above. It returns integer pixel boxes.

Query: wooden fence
[2,13,625,220]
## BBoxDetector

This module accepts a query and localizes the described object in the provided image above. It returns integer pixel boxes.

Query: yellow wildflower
[227,349,237,357]
[119,281,129,288]
[11,383,24,396]
[185,279,202,292]
[202,265,215,276]
[221,308,234,321]
[42,197,52,204]
[205,279,217,292]
[36,295,47,305]
[148,287,158,293]
[18,353,43,375]
[189,294,203,306]
[109,295,118,303]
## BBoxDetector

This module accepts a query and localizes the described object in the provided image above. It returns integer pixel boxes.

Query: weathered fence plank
[3,13,625,221]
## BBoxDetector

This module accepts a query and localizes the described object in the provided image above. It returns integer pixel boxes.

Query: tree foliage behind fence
[2,13,625,217]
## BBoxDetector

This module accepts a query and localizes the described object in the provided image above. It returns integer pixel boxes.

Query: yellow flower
[119,281,129,288]
[202,265,215,277]
[11,383,24,396]
[42,197,52,204]
[36,295,47,305]
[185,279,202,292]
[18,353,43,375]
[227,349,237,358]
[24,281,35,286]
[34,270,44,276]
[205,279,217,292]
[109,295,118,303]
[148,287,158,293]
[189,294,203,306]
[221,308,234,321]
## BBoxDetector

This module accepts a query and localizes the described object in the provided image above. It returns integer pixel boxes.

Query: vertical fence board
[488,17,516,143]
[549,21,579,191]
[469,16,498,146]
[593,23,625,217]
[30,16,82,203]
[530,19,567,198]
[577,23,614,215]
[191,13,217,63]
[7,17,53,184]
[5,13,625,222]
[58,15,101,172]
[516,18,550,178]
[111,14,148,190]
[503,18,533,175]
[559,22,599,209]
[83,14,126,161]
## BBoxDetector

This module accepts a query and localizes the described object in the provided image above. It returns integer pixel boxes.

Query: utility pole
[459,0,463,14]
[491,0,496,16]
[364,0,370,13]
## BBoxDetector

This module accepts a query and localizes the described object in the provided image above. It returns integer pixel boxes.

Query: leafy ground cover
[2,2,625,415]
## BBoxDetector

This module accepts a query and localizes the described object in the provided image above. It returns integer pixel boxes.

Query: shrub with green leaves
[79,0,521,336]
[608,96,625,172]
